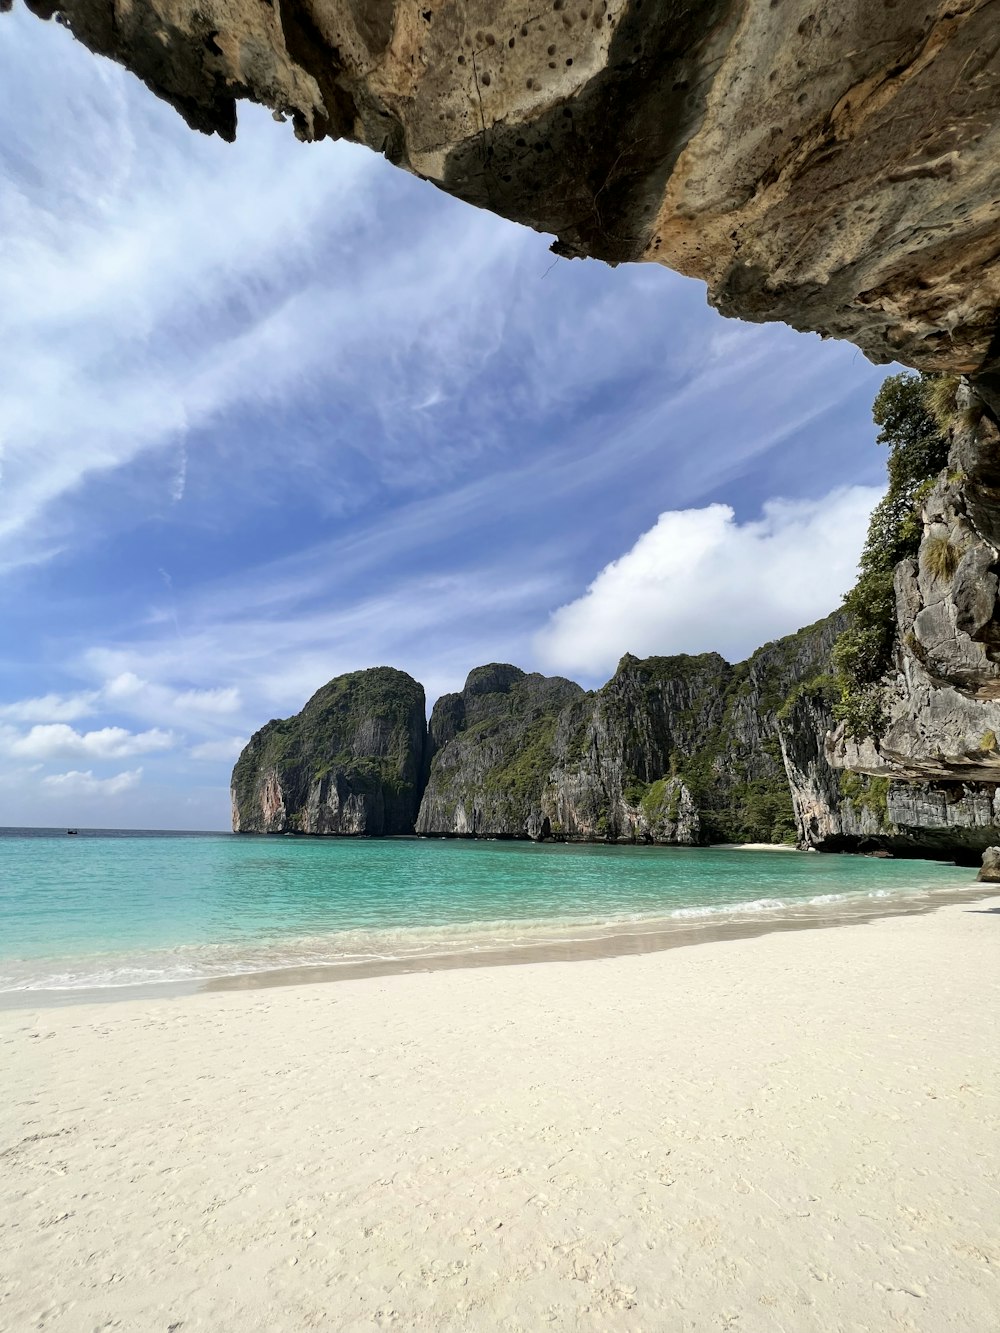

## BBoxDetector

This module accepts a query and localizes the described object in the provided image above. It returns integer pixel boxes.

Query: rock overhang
[10,0,1000,381]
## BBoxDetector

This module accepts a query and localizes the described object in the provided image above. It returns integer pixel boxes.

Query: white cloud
[0,691,98,722]
[190,736,248,762]
[8,723,174,761]
[103,672,241,716]
[535,486,882,676]
[172,686,241,713]
[41,768,143,796]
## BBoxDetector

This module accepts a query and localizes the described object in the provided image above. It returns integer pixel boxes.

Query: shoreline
[1,878,991,1011]
[5,894,999,1331]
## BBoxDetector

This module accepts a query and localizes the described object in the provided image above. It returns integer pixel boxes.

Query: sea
[0,827,985,1005]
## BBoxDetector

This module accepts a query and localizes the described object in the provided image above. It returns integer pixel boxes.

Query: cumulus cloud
[42,768,143,796]
[9,724,174,761]
[190,736,248,762]
[535,486,882,677]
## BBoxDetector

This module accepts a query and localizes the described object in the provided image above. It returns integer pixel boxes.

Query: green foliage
[837,772,891,828]
[481,712,561,806]
[923,374,961,433]
[834,372,950,738]
[776,672,840,722]
[622,778,649,806]
[640,777,682,825]
[923,535,960,581]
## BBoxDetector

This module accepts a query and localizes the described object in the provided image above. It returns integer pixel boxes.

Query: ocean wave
[0,878,983,997]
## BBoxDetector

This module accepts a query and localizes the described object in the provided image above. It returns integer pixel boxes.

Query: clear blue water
[0,828,979,996]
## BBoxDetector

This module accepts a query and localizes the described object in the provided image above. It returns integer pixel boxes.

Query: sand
[2,898,998,1333]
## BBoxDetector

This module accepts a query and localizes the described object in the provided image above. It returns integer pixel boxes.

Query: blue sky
[1,6,894,830]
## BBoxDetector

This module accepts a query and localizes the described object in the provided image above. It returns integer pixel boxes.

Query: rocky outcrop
[16,1,1000,382]
[231,666,426,834]
[229,597,1000,854]
[417,617,863,847]
[415,664,583,838]
[829,390,1000,785]
[776,684,893,851]
[977,846,1000,883]
[777,671,1000,862]
[539,651,733,845]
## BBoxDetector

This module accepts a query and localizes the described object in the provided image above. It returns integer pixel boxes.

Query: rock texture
[977,845,1000,882]
[829,389,1000,785]
[417,617,866,848]
[16,0,1000,380]
[776,684,894,852]
[231,666,426,834]
[415,664,584,839]
[231,619,999,856]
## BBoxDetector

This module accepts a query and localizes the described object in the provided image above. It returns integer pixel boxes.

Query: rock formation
[415,663,584,838]
[232,618,999,856]
[14,0,1000,384]
[231,666,426,834]
[413,617,1000,856]
[829,388,1000,789]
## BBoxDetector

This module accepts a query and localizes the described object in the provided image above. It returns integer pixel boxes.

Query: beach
[3,896,998,1332]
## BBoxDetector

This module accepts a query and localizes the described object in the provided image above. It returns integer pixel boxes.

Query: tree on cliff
[833,372,951,737]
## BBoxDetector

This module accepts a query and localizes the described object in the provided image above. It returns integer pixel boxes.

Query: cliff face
[414,664,584,838]
[830,391,1000,788]
[231,666,426,834]
[540,651,733,845]
[416,617,859,847]
[17,0,1000,384]
[230,607,1000,857]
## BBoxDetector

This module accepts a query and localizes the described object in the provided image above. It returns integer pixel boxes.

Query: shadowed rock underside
[13,0,1000,381]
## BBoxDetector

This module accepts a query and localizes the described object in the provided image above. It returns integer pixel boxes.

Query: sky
[0,5,895,830]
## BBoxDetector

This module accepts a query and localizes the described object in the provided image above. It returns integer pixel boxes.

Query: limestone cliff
[829,388,1000,786]
[414,664,584,838]
[15,0,1000,384]
[417,617,860,847]
[230,608,1000,855]
[231,666,426,834]
[539,651,731,845]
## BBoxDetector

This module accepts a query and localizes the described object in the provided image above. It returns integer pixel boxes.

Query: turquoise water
[0,828,978,996]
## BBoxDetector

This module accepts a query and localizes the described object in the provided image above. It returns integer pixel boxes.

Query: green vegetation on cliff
[416,667,583,837]
[231,667,426,835]
[833,372,950,738]
[689,617,844,843]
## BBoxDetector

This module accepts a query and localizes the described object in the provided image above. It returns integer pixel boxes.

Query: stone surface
[977,845,1000,882]
[231,666,426,834]
[776,685,893,852]
[15,0,1000,379]
[415,664,584,839]
[230,618,1000,855]
[418,616,858,848]
[829,393,1000,787]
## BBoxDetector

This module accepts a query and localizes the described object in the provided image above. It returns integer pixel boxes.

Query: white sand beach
[3,897,999,1332]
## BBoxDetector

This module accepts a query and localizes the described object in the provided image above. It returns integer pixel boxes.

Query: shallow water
[0,828,979,998]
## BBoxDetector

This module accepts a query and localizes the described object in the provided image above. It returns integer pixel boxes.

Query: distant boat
[66,829,78,836]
